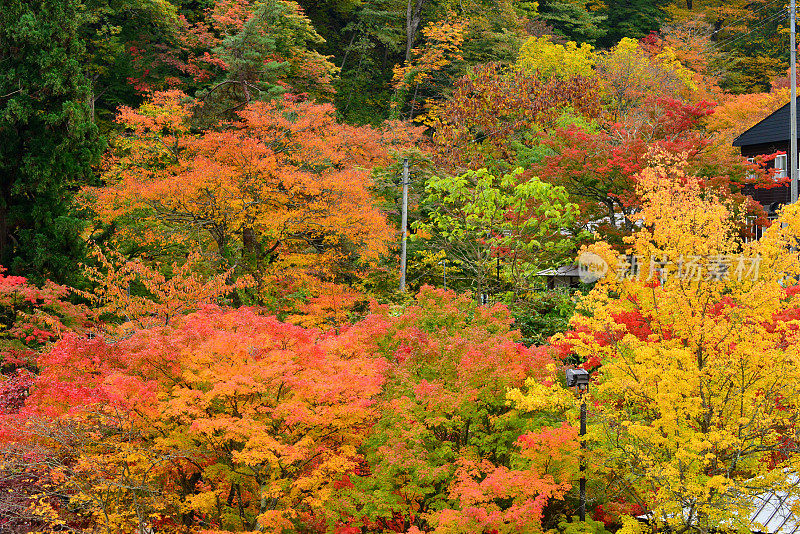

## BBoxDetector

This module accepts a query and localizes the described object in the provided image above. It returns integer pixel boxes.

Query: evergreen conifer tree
[0,0,103,284]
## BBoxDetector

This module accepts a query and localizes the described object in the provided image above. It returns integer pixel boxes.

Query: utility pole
[399,158,409,292]
[792,0,798,203]
[579,389,587,522]
[566,369,590,523]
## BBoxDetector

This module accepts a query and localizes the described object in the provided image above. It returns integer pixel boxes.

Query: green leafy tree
[509,288,581,346]
[597,0,665,47]
[537,0,607,44]
[412,168,582,300]
[0,0,103,284]
[79,0,182,119]
[299,0,408,123]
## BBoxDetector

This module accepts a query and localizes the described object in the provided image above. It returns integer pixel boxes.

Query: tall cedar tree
[0,0,103,284]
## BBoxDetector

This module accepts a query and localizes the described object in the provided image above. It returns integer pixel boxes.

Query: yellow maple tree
[548,151,800,532]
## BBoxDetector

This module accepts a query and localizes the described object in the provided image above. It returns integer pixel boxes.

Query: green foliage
[306,0,530,124]
[79,0,182,119]
[0,0,104,285]
[702,1,787,94]
[445,0,527,65]
[511,109,598,171]
[509,289,579,346]
[718,54,784,95]
[199,0,337,120]
[537,0,607,43]
[305,0,408,123]
[550,516,614,534]
[597,0,665,47]
[413,168,582,298]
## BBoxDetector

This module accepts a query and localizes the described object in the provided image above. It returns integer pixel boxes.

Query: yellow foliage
[617,516,644,534]
[507,376,576,412]
[516,35,701,116]
[392,19,467,92]
[559,151,800,532]
[597,38,695,113]
[185,490,222,514]
[516,36,596,78]
[655,45,696,91]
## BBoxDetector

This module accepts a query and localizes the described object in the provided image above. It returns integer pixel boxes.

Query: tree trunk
[711,19,724,42]
[406,0,426,61]
[0,203,7,266]
[606,200,617,230]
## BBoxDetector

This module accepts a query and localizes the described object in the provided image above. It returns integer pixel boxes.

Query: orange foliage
[286,281,366,330]
[79,248,251,333]
[88,91,422,302]
[18,306,388,532]
[705,89,790,159]
[3,288,571,533]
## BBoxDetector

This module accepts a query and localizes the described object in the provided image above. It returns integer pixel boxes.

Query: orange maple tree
[13,305,387,532]
[86,90,421,306]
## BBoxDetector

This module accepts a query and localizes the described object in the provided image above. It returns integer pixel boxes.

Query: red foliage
[0,266,91,369]
[534,97,763,243]
[1,287,578,532]
[593,501,645,527]
[0,370,35,415]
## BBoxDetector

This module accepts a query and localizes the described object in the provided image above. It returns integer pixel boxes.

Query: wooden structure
[732,98,799,212]
[536,264,582,289]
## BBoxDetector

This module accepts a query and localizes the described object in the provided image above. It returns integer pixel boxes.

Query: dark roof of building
[733,98,800,147]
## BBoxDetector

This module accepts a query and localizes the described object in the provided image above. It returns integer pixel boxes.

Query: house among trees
[733,98,798,224]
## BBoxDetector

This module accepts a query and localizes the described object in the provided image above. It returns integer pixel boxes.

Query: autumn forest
[4,0,800,532]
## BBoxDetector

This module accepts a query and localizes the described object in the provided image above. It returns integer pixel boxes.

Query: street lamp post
[566,368,590,522]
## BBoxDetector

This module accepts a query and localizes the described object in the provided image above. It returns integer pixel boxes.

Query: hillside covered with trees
[4,0,800,532]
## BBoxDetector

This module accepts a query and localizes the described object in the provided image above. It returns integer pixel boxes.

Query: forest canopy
[3,0,800,532]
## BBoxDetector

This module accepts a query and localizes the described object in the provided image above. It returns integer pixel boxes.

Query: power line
[704,9,790,79]
[711,0,787,38]
[715,10,789,49]
[714,9,790,49]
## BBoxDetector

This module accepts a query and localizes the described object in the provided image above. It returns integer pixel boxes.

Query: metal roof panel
[733,99,799,147]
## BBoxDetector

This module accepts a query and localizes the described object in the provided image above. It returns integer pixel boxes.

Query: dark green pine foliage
[596,0,666,47]
[536,0,607,44]
[301,0,407,124]
[195,0,336,124]
[0,0,103,284]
